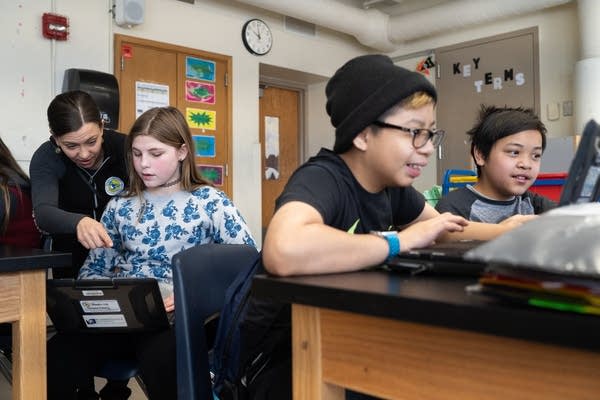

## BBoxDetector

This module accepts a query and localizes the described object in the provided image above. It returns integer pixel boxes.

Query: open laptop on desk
[384,240,487,276]
[47,278,170,334]
[385,119,600,277]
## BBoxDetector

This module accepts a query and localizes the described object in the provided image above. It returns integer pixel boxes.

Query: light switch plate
[563,100,573,116]
[547,102,560,121]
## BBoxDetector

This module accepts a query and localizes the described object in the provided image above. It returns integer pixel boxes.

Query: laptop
[384,240,487,276]
[385,119,600,276]
[47,278,170,334]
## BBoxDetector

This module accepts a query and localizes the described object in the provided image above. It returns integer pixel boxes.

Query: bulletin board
[434,27,540,183]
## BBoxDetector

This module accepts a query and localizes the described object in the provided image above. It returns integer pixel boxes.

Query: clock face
[242,19,273,56]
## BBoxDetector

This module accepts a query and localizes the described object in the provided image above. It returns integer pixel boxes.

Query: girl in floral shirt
[48,107,255,400]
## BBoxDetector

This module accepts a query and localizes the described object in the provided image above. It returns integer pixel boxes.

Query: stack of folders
[470,265,600,316]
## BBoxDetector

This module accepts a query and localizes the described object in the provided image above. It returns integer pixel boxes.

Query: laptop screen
[47,278,170,333]
[559,119,600,206]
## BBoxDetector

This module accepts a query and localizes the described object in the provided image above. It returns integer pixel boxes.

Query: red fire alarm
[42,13,69,40]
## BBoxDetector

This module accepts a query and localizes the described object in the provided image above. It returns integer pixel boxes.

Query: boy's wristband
[370,231,400,261]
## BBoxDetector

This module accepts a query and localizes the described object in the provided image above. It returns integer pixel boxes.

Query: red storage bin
[528,172,567,202]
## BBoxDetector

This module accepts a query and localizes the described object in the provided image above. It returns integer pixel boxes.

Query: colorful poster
[193,135,216,157]
[185,80,215,104]
[186,108,216,130]
[185,57,216,82]
[197,164,224,186]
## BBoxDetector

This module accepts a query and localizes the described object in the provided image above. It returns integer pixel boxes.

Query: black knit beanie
[326,54,437,154]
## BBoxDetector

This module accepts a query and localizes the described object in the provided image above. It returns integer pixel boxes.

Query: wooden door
[259,86,300,233]
[114,34,233,196]
[116,42,177,134]
[435,27,539,182]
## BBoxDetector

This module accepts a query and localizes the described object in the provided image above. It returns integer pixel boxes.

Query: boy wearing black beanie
[235,55,534,399]
[263,54,532,276]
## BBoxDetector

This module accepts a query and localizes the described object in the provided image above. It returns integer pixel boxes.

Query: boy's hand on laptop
[163,294,175,312]
[76,217,113,249]
[399,212,468,251]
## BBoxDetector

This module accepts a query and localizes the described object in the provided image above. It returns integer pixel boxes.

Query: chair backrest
[173,243,258,400]
[441,169,478,195]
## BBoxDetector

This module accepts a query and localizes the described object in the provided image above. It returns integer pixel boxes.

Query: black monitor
[559,119,600,205]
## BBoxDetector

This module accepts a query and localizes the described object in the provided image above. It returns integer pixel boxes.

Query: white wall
[0,0,581,244]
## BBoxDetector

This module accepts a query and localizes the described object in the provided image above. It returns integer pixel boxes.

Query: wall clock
[242,18,273,56]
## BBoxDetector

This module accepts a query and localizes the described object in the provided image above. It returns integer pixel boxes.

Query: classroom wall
[0,0,580,245]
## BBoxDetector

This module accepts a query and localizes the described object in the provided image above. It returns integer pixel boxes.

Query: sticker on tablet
[80,299,121,313]
[83,314,127,328]
[81,290,104,297]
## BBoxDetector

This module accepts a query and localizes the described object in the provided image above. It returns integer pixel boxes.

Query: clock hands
[250,26,260,39]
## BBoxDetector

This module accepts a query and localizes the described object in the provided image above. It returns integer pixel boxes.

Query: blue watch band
[371,231,400,261]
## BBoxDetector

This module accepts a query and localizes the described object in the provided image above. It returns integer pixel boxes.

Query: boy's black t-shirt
[276,148,425,232]
[240,148,426,397]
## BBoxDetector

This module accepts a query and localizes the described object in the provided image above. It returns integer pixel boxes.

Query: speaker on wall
[114,0,145,27]
[62,69,120,130]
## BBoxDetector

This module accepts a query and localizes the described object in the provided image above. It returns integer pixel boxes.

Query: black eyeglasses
[372,120,445,149]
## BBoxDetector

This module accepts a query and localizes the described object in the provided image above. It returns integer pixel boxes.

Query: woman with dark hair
[0,136,40,248]
[30,90,128,277]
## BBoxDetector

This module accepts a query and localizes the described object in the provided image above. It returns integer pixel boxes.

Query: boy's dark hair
[468,105,547,175]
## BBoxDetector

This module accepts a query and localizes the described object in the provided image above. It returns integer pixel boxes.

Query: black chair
[173,243,258,400]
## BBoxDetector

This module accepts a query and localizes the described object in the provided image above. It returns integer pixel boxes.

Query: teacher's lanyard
[76,156,111,220]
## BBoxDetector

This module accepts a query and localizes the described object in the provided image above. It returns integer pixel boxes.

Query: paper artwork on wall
[416,55,435,76]
[135,81,170,117]
[193,135,216,158]
[186,107,216,130]
[264,116,280,180]
[197,164,224,186]
[185,80,215,104]
[185,56,216,82]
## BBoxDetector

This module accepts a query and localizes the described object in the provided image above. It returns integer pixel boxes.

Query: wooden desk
[0,245,70,400]
[252,270,600,400]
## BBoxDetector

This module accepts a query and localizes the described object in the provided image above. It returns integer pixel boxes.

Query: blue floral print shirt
[78,186,256,297]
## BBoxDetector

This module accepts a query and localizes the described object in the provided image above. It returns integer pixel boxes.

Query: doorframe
[258,74,306,240]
